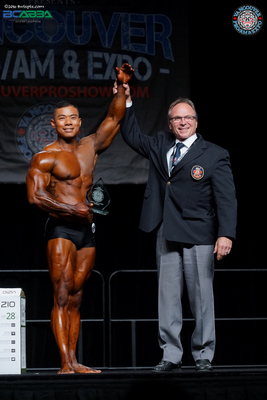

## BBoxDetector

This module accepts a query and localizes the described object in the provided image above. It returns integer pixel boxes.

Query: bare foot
[57,363,75,374]
[72,363,101,374]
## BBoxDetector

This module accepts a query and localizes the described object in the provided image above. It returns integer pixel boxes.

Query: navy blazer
[121,106,237,245]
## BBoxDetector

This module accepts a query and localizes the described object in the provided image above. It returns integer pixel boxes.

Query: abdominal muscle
[48,177,94,224]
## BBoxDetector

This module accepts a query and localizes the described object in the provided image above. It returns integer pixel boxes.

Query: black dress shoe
[153,360,181,372]
[195,359,212,371]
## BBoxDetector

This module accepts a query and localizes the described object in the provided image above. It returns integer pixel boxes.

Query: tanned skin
[27,64,133,374]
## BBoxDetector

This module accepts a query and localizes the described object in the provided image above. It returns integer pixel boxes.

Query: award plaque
[86,178,111,215]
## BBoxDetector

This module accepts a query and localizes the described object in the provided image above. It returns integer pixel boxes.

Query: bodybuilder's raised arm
[93,63,133,154]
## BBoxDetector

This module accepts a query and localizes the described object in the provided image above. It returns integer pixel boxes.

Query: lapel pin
[191,165,204,180]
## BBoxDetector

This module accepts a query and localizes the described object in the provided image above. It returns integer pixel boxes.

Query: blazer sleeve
[211,149,237,240]
[120,106,157,159]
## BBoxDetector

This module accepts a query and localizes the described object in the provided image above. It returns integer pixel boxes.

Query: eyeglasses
[169,115,196,122]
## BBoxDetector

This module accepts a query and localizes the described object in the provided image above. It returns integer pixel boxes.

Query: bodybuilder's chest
[52,151,92,180]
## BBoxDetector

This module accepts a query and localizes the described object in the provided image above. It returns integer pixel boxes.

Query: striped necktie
[170,142,184,173]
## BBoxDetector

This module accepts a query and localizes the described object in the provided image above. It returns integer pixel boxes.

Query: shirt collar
[175,133,197,148]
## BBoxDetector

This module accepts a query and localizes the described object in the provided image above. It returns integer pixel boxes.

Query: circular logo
[92,188,104,204]
[16,103,57,162]
[232,5,263,35]
[16,103,82,162]
[191,165,204,180]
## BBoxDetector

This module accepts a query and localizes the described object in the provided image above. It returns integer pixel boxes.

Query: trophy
[86,178,111,215]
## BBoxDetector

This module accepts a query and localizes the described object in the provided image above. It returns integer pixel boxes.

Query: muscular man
[27,64,133,374]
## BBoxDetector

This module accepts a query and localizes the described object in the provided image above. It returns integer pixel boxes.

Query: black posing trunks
[45,217,96,250]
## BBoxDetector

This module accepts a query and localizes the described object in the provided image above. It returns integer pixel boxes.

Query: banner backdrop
[0,0,189,184]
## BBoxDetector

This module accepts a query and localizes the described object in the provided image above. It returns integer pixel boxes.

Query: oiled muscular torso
[44,136,97,208]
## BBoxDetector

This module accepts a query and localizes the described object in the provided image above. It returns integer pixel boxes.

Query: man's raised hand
[116,63,134,85]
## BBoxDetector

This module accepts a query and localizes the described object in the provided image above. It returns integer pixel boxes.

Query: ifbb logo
[16,103,57,162]
[232,5,263,35]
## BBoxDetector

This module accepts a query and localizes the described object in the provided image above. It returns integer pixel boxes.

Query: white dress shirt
[167,134,197,176]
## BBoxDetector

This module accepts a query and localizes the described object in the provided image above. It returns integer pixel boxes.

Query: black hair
[53,101,79,119]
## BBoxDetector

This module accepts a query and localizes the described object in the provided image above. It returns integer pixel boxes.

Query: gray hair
[168,98,198,122]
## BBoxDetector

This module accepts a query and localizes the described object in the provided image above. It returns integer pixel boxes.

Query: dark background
[0,2,266,369]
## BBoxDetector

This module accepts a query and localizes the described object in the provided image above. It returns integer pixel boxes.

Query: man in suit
[116,84,237,372]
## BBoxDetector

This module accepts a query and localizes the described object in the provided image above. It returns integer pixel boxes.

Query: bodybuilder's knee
[54,287,69,308]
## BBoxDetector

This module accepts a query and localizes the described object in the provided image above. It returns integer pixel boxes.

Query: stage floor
[1,367,267,400]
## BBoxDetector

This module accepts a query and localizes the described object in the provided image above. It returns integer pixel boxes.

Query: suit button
[167,181,171,185]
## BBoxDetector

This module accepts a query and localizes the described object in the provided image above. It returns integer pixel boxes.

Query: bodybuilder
[27,64,133,374]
